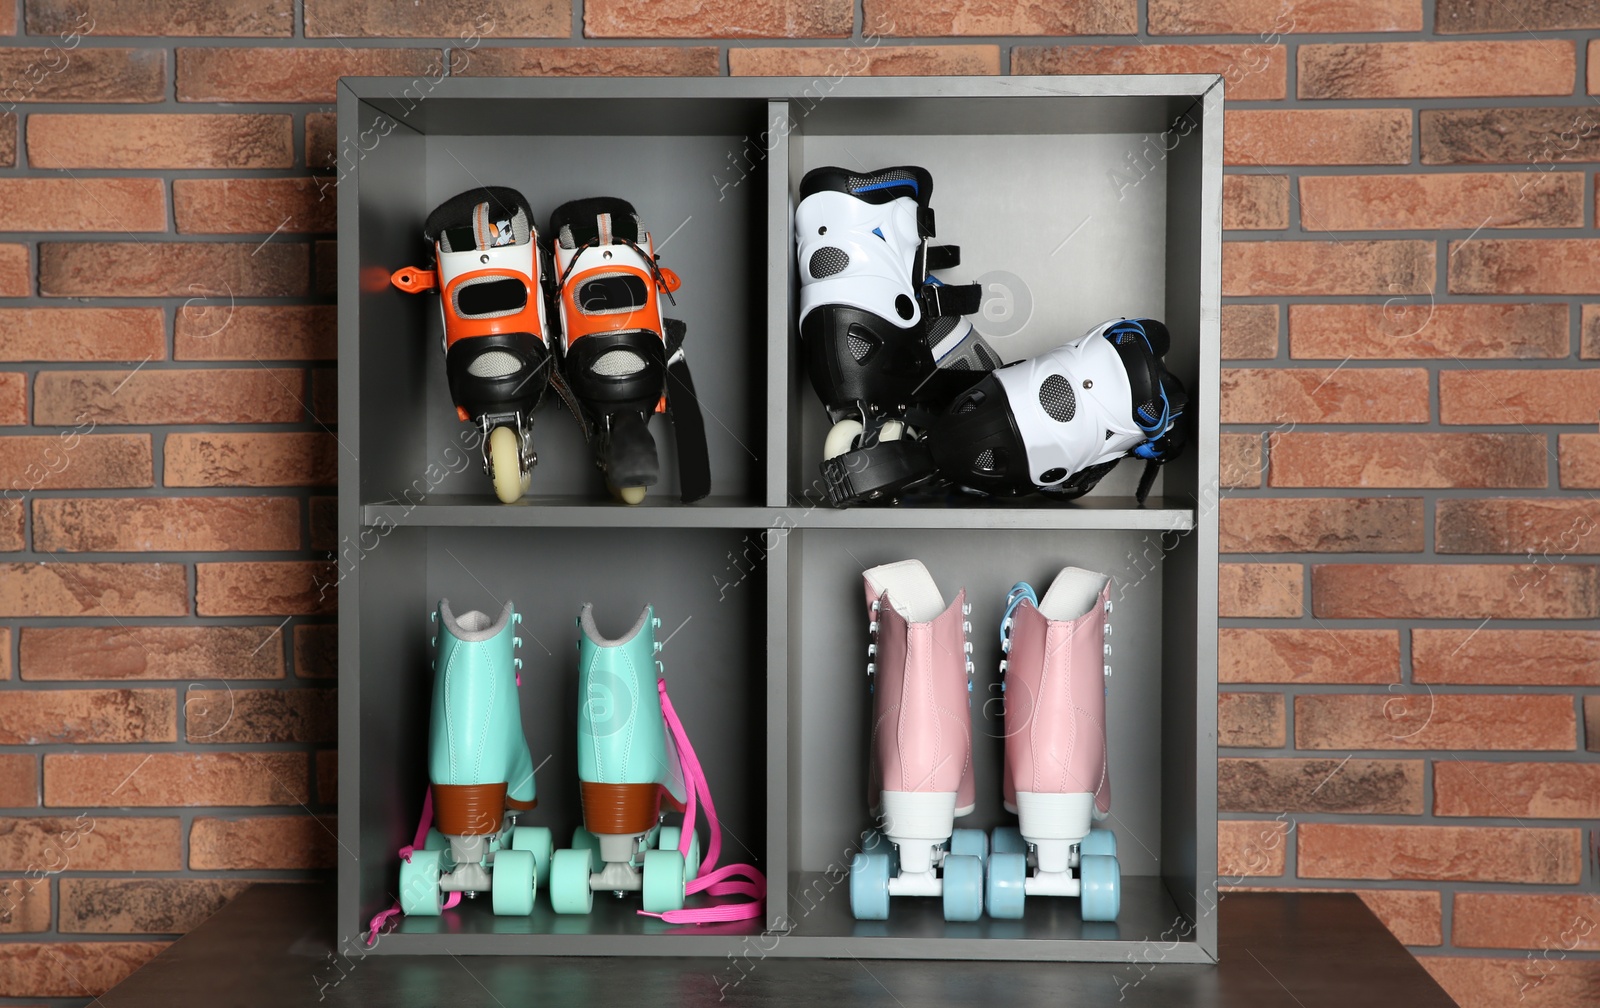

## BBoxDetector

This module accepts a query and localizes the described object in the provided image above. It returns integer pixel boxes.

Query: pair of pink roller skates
[852,560,1119,923]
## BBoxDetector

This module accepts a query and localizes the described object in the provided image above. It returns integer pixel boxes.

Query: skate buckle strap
[365,788,462,947]
[917,206,937,238]
[636,678,767,925]
[662,318,711,504]
[918,280,983,319]
[924,244,961,271]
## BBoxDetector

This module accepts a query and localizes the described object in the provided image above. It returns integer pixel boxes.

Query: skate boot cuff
[424,186,534,251]
[550,196,644,249]
[439,599,514,641]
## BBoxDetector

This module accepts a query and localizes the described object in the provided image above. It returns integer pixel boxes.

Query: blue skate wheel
[549,848,595,915]
[850,851,892,921]
[398,849,447,916]
[642,849,686,913]
[861,829,900,877]
[658,826,702,883]
[942,853,984,922]
[570,827,602,871]
[512,826,554,889]
[991,826,1027,856]
[1080,853,1121,922]
[986,851,1027,920]
[1081,828,1117,858]
[491,848,535,916]
[951,827,988,866]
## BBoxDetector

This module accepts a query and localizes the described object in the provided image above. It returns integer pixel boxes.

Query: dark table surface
[99,883,1458,1007]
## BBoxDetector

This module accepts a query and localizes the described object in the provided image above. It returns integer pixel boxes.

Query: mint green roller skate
[397,599,553,918]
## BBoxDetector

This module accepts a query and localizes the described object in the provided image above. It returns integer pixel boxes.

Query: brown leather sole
[432,783,537,836]
[580,781,663,836]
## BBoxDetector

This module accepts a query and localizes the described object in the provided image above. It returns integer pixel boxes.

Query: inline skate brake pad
[821,438,935,507]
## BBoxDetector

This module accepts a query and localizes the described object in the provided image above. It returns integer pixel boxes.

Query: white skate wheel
[824,418,863,460]
[488,425,526,504]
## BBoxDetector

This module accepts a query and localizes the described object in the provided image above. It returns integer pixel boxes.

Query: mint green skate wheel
[491,849,535,916]
[657,826,702,882]
[641,849,686,913]
[986,851,1027,920]
[549,848,595,915]
[951,827,988,866]
[1080,853,1120,922]
[991,826,1026,856]
[571,827,602,868]
[1081,828,1116,858]
[850,851,891,920]
[942,853,983,922]
[513,825,554,889]
[398,850,447,916]
[423,828,448,851]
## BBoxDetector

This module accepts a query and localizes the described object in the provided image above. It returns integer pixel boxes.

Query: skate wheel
[398,849,447,916]
[422,828,448,852]
[986,851,1027,920]
[823,419,864,461]
[488,426,527,504]
[570,827,603,870]
[942,853,984,922]
[641,849,686,913]
[1080,854,1120,922]
[512,825,554,889]
[991,826,1027,856]
[549,848,595,915]
[1081,828,1117,859]
[879,419,905,442]
[850,851,892,921]
[658,825,702,883]
[491,848,536,916]
[862,829,900,877]
[951,827,988,867]
[609,483,647,505]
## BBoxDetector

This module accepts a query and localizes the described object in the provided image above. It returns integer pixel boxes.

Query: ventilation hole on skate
[975,344,998,370]
[925,314,959,345]
[1038,374,1076,423]
[947,358,971,371]
[592,349,646,377]
[558,224,577,250]
[576,273,649,315]
[1040,467,1067,484]
[455,277,527,319]
[1138,401,1162,427]
[848,331,874,362]
[974,448,1005,473]
[809,246,850,279]
[955,389,985,413]
[849,168,918,194]
[467,350,524,379]
[895,295,915,321]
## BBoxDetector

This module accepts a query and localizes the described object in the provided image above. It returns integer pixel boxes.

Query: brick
[196,561,336,617]
[189,815,335,869]
[316,750,337,803]
[0,308,165,362]
[1437,500,1600,555]
[1301,173,1583,231]
[0,877,50,933]
[178,47,442,103]
[310,496,335,552]
[1454,893,1599,954]
[1220,433,1262,488]
[1313,563,1598,620]
[0,115,12,168]
[164,432,336,488]
[0,498,18,550]
[294,624,336,680]
[1301,824,1581,883]
[1289,303,1569,359]
[1221,367,1429,424]
[1225,240,1433,297]
[1561,435,1600,488]
[313,239,336,297]
[174,305,334,362]
[1225,109,1411,166]
[1439,0,1600,32]
[1150,0,1419,33]
[1220,304,1277,360]
[0,689,175,744]
[1422,106,1600,165]
[0,435,152,491]
[187,687,334,744]
[1438,761,1600,819]
[0,179,165,233]
[587,0,851,35]
[305,0,568,37]
[305,112,335,170]
[28,113,292,169]
[1584,305,1599,359]
[731,44,1000,76]
[173,179,334,235]
[59,878,252,934]
[34,497,301,553]
[1423,956,1600,1008]
[0,562,186,617]
[39,242,307,298]
[1218,692,1284,748]
[43,752,309,807]
[1587,696,1600,752]
[1592,40,1600,96]
[0,816,181,871]
[868,0,1135,36]
[0,941,167,998]
[310,368,336,424]
[1268,433,1547,488]
[1415,630,1600,686]
[1219,758,1423,814]
[1297,693,1575,751]
[0,244,27,295]
[0,47,163,104]
[1218,819,1289,878]
[1017,44,1282,100]
[1219,562,1302,617]
[458,46,719,77]
[1358,890,1442,946]
[1441,369,1600,424]
[34,368,305,426]
[0,372,23,424]
[28,0,293,36]
[1220,498,1423,553]
[21,626,285,681]
[1219,628,1401,684]
[1300,42,1574,99]
[1222,174,1289,230]
[1450,239,1600,295]
[0,754,35,806]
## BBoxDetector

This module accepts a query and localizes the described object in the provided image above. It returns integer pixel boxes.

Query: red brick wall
[0,1,1595,1003]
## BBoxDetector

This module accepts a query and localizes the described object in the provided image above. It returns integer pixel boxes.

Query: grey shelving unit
[337,76,1221,962]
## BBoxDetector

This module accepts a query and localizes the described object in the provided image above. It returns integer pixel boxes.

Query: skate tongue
[863,559,946,623]
[1037,567,1111,621]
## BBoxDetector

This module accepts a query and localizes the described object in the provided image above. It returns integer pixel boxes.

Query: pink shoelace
[364,787,460,946]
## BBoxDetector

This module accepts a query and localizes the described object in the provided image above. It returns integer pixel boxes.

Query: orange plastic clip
[390,266,437,293]
[657,267,681,293]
